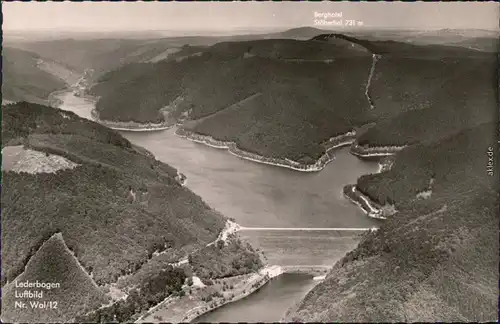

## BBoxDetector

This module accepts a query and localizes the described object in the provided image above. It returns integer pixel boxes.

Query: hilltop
[285,122,499,322]
[1,102,262,322]
[92,37,373,163]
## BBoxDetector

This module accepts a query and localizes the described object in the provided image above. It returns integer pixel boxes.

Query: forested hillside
[91,34,495,165]
[357,55,497,146]
[282,32,498,322]
[1,102,262,322]
[2,102,225,286]
[285,122,499,322]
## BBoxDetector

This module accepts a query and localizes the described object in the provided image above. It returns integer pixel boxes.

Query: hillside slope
[91,34,495,166]
[282,33,498,322]
[357,55,497,147]
[1,233,108,323]
[2,47,69,104]
[284,123,499,322]
[1,102,226,286]
[1,102,262,322]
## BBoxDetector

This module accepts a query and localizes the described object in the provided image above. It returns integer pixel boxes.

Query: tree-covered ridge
[2,102,268,322]
[91,35,495,164]
[90,37,376,124]
[2,101,131,149]
[311,33,494,57]
[1,102,228,287]
[356,122,497,206]
[285,123,498,322]
[1,233,108,323]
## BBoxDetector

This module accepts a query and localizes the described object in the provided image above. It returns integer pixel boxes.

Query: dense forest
[91,35,496,164]
[1,233,108,323]
[285,122,498,322]
[75,265,187,323]
[189,237,263,281]
[2,102,264,322]
[276,31,499,323]
[2,103,222,286]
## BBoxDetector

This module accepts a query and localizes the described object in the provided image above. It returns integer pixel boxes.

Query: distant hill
[273,26,332,39]
[92,38,374,162]
[284,122,499,322]
[1,102,261,322]
[6,38,207,83]
[311,33,494,56]
[343,28,500,52]
[5,27,333,83]
[2,47,70,104]
[447,37,500,52]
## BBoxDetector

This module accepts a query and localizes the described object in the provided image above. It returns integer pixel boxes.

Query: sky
[3,1,499,33]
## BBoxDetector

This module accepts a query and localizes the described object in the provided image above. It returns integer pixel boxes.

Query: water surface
[58,91,380,229]
[124,130,380,228]
[192,273,317,323]
[57,91,379,322]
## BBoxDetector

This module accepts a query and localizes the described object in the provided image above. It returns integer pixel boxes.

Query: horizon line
[4,26,498,33]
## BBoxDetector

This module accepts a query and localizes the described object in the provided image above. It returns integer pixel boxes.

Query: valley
[48,89,381,322]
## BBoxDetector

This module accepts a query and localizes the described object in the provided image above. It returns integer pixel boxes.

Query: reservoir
[192,273,317,323]
[57,91,380,322]
[123,129,379,228]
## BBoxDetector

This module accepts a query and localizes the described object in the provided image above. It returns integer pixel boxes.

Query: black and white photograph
[1,1,499,323]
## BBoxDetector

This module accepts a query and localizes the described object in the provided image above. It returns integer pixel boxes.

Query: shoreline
[350,142,407,158]
[342,184,397,220]
[343,184,386,220]
[138,219,373,323]
[181,263,343,323]
[43,86,398,322]
[184,266,283,323]
[136,265,283,323]
[51,88,172,133]
[47,88,70,107]
[175,128,356,173]
[91,109,173,132]
[134,220,268,322]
